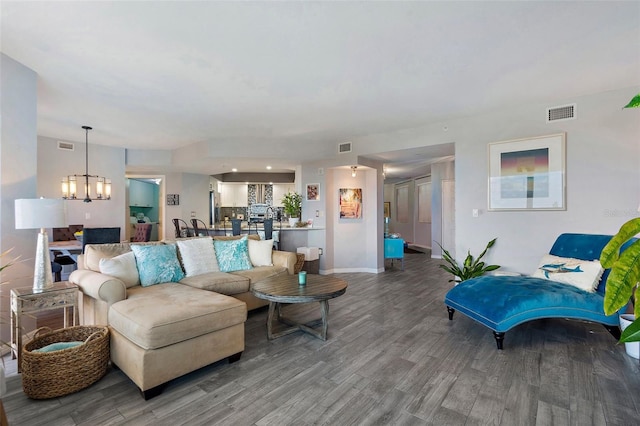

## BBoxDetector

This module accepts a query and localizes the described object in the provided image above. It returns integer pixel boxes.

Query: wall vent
[338,142,352,154]
[546,103,576,122]
[57,141,74,151]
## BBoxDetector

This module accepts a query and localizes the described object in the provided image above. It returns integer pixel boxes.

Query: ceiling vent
[547,103,576,123]
[338,142,352,154]
[57,141,74,151]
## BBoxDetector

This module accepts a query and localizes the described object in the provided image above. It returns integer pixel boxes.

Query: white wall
[162,172,210,239]
[181,173,211,226]
[431,160,455,257]
[414,175,432,248]
[0,54,38,342]
[452,89,639,274]
[326,167,380,273]
[392,180,415,242]
[37,136,127,239]
[305,87,638,274]
[345,87,639,274]
[299,161,328,270]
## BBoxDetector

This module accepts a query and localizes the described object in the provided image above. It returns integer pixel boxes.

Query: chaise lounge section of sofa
[445,233,634,350]
[69,234,297,398]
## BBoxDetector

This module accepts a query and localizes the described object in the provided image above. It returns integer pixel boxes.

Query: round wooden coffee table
[252,274,347,341]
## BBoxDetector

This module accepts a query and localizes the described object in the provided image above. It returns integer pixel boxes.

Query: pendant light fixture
[61,126,111,203]
[351,166,358,177]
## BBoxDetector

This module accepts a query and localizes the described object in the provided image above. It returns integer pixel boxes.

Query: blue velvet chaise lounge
[444,233,633,349]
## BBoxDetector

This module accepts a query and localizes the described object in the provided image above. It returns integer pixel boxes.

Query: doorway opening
[125,175,166,242]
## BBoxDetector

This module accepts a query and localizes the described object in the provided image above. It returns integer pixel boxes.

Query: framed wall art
[339,188,362,219]
[306,183,320,201]
[384,202,391,218]
[166,194,180,206]
[488,133,566,211]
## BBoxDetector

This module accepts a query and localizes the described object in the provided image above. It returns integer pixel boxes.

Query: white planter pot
[289,218,299,227]
[619,314,639,359]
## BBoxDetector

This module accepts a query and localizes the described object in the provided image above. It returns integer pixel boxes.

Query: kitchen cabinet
[273,184,295,207]
[219,183,248,207]
[129,179,154,207]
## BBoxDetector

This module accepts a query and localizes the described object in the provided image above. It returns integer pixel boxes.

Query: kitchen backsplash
[219,206,284,222]
[247,184,273,205]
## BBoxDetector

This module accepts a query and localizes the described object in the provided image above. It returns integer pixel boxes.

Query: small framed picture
[167,194,180,206]
[339,188,362,219]
[306,183,320,201]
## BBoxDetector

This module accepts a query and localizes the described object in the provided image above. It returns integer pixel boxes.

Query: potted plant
[599,92,640,357]
[436,238,500,284]
[600,217,640,353]
[281,191,303,227]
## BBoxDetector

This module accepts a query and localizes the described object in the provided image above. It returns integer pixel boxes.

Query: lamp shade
[15,198,68,229]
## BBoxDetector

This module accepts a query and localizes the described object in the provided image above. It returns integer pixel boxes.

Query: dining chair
[131,223,153,242]
[172,218,193,238]
[82,227,121,253]
[231,219,242,236]
[51,262,62,282]
[51,224,83,267]
[191,218,211,237]
[263,218,273,240]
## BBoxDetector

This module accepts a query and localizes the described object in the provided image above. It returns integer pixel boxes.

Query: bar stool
[191,218,212,237]
[231,219,242,236]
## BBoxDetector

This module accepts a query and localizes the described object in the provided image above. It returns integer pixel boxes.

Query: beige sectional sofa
[69,234,296,399]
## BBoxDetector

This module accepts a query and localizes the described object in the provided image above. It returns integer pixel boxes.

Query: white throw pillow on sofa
[176,237,220,276]
[248,238,274,267]
[531,254,604,293]
[99,251,140,288]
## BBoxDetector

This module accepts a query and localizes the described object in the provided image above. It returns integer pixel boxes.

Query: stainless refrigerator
[209,191,219,226]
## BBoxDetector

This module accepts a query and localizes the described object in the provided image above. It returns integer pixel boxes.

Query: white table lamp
[15,198,68,292]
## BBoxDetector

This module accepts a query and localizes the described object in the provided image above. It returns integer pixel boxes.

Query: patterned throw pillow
[131,244,185,286]
[213,235,253,272]
[531,254,604,292]
[176,237,219,276]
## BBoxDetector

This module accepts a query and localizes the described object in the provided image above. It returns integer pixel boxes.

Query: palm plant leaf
[600,218,640,316]
[602,241,640,315]
[600,218,640,268]
[436,239,500,282]
[621,317,640,343]
[623,93,640,109]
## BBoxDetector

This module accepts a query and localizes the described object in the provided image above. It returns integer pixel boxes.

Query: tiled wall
[247,184,274,205]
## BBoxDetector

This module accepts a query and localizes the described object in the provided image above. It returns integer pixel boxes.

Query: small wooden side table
[10,282,78,373]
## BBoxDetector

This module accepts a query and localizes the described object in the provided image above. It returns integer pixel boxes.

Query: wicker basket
[294,253,305,274]
[22,325,110,399]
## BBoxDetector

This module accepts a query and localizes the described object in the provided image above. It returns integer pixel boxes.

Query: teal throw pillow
[34,341,83,353]
[131,244,185,286]
[213,235,253,272]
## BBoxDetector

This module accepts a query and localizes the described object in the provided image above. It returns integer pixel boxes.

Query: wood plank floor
[3,253,640,425]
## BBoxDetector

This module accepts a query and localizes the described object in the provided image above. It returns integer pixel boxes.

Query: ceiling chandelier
[61,126,111,203]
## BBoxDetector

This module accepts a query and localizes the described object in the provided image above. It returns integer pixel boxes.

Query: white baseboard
[321,268,382,274]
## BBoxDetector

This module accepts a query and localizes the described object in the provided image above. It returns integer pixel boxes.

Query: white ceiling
[2,1,639,179]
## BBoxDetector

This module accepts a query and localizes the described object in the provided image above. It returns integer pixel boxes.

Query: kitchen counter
[211,222,324,231]
[189,223,323,253]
